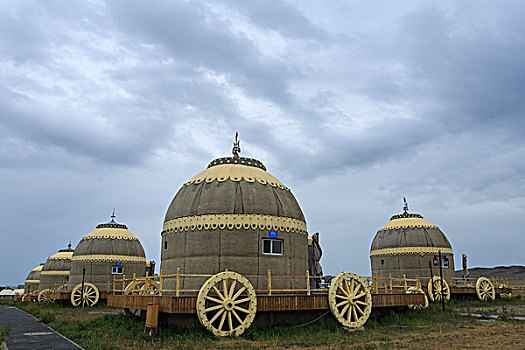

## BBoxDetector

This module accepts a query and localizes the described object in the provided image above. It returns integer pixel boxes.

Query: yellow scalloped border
[184,164,290,191]
[163,214,308,236]
[370,247,453,257]
[71,254,146,263]
[40,270,70,276]
[81,228,139,241]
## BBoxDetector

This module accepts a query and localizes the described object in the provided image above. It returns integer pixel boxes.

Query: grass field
[1,298,524,349]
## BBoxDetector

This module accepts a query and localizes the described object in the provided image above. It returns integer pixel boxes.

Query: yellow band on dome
[32,266,43,272]
[184,164,290,190]
[25,279,40,283]
[378,217,437,231]
[49,252,73,260]
[40,270,70,276]
[72,254,146,263]
[370,247,453,257]
[163,214,308,235]
[81,228,139,241]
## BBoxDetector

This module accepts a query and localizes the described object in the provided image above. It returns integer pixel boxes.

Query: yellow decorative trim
[49,252,73,260]
[71,254,146,263]
[378,217,436,231]
[32,265,43,272]
[25,279,40,283]
[163,214,307,235]
[82,228,139,241]
[184,164,290,191]
[40,270,70,276]
[370,247,453,257]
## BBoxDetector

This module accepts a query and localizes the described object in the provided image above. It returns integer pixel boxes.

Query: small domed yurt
[370,200,455,281]
[161,137,309,291]
[24,263,43,294]
[39,243,74,291]
[69,215,147,296]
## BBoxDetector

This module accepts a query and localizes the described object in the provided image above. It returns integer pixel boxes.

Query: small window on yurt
[262,238,283,255]
[112,266,123,274]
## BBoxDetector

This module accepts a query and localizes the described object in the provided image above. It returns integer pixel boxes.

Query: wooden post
[267,270,272,296]
[113,275,116,295]
[374,273,378,293]
[133,273,136,295]
[159,269,163,296]
[403,274,407,291]
[176,267,180,297]
[389,273,393,292]
[306,270,311,296]
[145,271,149,296]
[123,274,126,292]
[107,281,110,294]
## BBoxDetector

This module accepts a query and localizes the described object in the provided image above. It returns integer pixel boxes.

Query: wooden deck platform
[107,292,425,314]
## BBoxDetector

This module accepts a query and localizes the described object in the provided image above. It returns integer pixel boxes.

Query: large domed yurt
[370,199,455,281]
[161,136,309,291]
[69,214,147,295]
[24,263,44,294]
[39,243,74,291]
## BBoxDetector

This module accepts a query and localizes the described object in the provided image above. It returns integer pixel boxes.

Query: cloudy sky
[1,0,524,286]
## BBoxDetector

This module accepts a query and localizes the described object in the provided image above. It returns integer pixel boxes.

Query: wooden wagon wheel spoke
[205,295,224,304]
[231,286,246,300]
[209,309,224,324]
[196,271,257,337]
[231,309,243,324]
[205,304,224,312]
[228,280,237,298]
[233,297,251,305]
[328,272,372,329]
[407,286,428,310]
[213,286,225,300]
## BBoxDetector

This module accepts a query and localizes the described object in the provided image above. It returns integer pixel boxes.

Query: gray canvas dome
[370,203,455,281]
[69,216,146,292]
[39,244,74,290]
[161,152,309,291]
[24,264,43,293]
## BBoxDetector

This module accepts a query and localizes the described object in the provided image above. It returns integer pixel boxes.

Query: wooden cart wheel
[21,293,29,301]
[124,281,160,295]
[328,272,372,329]
[196,271,257,337]
[476,277,495,301]
[71,283,99,307]
[37,289,55,303]
[124,281,143,295]
[427,276,450,302]
[407,286,428,310]
[498,285,512,300]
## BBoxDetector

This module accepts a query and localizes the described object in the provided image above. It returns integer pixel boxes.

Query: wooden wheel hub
[196,271,257,337]
[328,272,372,329]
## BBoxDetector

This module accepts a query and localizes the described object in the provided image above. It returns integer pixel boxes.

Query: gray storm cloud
[0,0,523,285]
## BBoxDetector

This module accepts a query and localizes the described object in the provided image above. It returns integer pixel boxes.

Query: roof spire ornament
[403,197,409,214]
[232,132,241,158]
[68,238,72,250]
[111,208,116,222]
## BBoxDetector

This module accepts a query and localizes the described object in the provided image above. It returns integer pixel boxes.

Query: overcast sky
[1,0,524,286]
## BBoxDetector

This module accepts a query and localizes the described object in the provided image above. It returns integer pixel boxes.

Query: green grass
[0,325,11,343]
[2,299,523,349]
